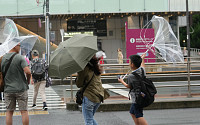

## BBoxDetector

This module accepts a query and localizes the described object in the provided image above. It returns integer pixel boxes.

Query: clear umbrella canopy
[0,18,38,57]
[140,16,184,63]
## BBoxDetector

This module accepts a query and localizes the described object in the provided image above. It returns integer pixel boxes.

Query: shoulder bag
[0,53,17,92]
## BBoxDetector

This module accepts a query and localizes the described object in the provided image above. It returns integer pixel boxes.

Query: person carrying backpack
[118,53,148,125]
[31,50,48,110]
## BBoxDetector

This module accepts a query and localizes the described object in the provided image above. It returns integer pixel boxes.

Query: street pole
[60,29,64,42]
[70,75,74,102]
[45,0,50,65]
[186,0,191,98]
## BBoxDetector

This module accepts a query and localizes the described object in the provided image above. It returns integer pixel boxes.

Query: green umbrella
[49,34,97,79]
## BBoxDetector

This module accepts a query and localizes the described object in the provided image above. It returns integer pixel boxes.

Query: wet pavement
[1,80,200,124]
[0,108,200,125]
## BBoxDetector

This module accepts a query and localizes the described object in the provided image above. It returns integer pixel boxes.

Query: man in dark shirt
[1,44,31,125]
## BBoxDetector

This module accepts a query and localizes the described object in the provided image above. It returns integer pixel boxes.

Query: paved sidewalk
[1,84,200,125]
[1,108,200,125]
[67,95,200,111]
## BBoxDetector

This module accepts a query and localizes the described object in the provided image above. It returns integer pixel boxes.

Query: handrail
[101,59,200,66]
[65,84,200,91]
[62,71,200,80]
[66,58,200,100]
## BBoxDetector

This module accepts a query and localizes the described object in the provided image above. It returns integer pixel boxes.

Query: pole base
[70,99,75,102]
[187,94,192,98]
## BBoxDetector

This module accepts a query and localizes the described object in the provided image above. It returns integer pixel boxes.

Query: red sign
[125,22,155,63]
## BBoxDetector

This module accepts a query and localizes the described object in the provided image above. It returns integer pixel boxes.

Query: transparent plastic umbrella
[140,15,184,63]
[122,16,184,80]
[0,18,38,57]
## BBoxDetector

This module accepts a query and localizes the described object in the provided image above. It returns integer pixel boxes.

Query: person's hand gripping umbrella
[120,53,146,80]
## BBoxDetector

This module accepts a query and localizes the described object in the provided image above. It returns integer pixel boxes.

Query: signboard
[50,31,55,43]
[67,20,107,36]
[95,20,107,36]
[125,22,155,62]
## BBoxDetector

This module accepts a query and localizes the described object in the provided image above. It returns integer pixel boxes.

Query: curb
[66,100,200,111]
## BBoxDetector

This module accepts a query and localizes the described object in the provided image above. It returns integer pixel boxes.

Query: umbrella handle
[145,49,149,53]
[122,69,131,79]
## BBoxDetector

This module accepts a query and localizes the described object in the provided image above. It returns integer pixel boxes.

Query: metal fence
[66,57,200,102]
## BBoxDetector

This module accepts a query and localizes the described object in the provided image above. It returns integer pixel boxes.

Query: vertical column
[45,0,50,65]
[186,0,191,98]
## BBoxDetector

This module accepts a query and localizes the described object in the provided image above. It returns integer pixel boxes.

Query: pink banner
[125,22,155,63]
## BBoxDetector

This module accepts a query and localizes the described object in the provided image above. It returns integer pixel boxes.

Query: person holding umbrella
[76,54,110,125]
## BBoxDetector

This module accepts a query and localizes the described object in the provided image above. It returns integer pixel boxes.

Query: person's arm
[76,68,87,88]
[29,61,34,84]
[141,53,146,68]
[23,66,31,84]
[30,75,34,84]
[20,55,31,84]
[118,77,130,88]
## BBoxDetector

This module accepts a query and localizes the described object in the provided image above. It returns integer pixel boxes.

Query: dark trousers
[0,92,2,100]
[0,92,4,100]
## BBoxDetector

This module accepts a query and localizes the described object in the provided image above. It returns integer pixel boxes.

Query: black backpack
[31,58,46,81]
[131,68,157,108]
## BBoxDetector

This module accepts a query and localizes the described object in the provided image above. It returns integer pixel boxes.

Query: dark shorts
[129,103,143,118]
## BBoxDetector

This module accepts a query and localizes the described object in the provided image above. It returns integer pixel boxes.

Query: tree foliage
[179,14,200,48]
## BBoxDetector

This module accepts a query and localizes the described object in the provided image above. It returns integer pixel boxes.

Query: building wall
[178,16,187,27]
[169,0,200,12]
[1,0,200,16]
[14,15,179,60]
[99,17,124,59]
[99,16,141,59]
[15,17,125,59]
[128,16,140,29]
[15,18,64,45]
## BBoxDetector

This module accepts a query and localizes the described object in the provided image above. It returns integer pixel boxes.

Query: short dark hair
[31,50,39,57]
[129,55,142,68]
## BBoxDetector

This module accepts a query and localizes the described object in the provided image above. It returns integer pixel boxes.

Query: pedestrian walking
[1,43,31,125]
[183,47,188,61]
[76,54,110,125]
[117,48,123,64]
[31,50,48,110]
[96,51,106,73]
[118,53,148,125]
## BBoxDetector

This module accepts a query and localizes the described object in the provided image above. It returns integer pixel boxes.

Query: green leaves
[180,14,200,49]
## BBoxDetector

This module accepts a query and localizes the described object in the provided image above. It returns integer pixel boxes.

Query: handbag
[0,53,17,92]
[75,73,94,105]
[75,90,83,105]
